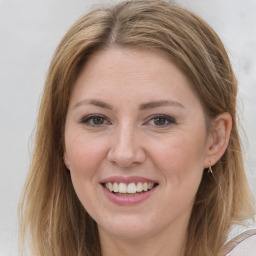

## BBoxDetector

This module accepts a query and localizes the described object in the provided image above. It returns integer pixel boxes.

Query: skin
[64,47,232,256]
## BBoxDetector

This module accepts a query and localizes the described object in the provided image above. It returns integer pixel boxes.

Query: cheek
[65,134,107,210]
[157,136,206,208]
[149,131,207,190]
[64,132,110,191]
[154,135,206,170]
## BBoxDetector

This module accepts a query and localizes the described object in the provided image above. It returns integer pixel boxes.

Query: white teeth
[137,182,143,192]
[119,183,127,193]
[108,182,113,192]
[143,182,148,191]
[104,182,155,194]
[127,183,137,193]
[113,182,119,192]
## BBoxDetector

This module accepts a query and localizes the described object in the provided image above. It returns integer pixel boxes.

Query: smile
[100,176,159,205]
[104,182,157,195]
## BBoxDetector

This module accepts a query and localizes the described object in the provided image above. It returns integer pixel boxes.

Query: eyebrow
[72,99,113,110]
[72,99,184,110]
[139,100,184,110]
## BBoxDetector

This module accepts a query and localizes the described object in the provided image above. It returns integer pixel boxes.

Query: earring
[208,165,213,174]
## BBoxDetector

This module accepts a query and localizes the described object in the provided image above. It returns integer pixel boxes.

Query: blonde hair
[19,0,255,255]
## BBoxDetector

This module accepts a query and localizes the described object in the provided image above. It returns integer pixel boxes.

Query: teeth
[119,183,127,193]
[113,182,118,192]
[127,183,137,193]
[104,182,155,194]
[143,182,148,191]
[108,182,113,192]
[137,182,143,192]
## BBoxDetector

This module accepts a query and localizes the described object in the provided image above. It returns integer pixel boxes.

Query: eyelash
[80,114,176,128]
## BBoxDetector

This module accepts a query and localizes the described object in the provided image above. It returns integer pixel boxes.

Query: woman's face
[64,47,213,241]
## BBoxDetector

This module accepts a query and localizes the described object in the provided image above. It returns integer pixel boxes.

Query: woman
[19,0,255,255]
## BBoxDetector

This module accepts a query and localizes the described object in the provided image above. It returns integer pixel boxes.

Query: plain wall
[0,0,255,255]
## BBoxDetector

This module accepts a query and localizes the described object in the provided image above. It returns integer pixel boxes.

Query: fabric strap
[222,229,256,255]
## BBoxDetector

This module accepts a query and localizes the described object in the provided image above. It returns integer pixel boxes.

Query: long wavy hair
[19,0,255,255]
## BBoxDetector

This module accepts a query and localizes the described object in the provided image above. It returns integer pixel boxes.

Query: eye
[81,114,110,127]
[145,114,176,127]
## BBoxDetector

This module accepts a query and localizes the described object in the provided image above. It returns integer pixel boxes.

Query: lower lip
[102,185,157,206]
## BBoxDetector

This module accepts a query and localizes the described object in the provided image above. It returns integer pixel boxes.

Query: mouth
[101,182,159,196]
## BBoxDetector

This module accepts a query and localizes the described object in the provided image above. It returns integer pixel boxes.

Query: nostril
[106,135,146,168]
[107,149,146,168]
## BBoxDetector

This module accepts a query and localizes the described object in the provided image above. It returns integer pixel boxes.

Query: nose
[107,124,146,168]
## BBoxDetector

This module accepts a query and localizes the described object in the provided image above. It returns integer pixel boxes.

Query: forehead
[80,47,185,81]
[69,47,202,111]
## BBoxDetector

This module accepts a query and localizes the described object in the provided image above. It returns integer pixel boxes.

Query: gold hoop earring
[208,165,213,174]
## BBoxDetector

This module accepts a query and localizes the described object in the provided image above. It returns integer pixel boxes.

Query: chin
[97,215,162,240]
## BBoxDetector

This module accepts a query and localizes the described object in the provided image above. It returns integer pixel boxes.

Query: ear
[63,150,71,169]
[204,112,232,168]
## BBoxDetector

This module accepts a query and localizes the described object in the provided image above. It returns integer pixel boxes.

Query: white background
[0,0,255,255]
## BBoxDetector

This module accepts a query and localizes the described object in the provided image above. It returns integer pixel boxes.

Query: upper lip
[100,176,159,184]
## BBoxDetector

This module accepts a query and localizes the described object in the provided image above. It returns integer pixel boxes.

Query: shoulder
[224,230,256,256]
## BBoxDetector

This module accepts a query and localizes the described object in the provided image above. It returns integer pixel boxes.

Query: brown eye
[145,114,176,128]
[153,117,167,126]
[81,114,110,127]
[92,117,104,125]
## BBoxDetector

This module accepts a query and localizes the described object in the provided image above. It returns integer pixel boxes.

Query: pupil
[93,117,104,125]
[154,118,165,125]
